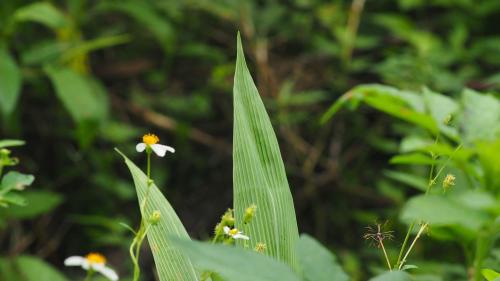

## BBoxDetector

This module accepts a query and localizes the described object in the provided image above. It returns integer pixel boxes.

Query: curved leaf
[117,150,198,281]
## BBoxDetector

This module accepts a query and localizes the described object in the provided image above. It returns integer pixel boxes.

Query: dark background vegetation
[1,0,499,280]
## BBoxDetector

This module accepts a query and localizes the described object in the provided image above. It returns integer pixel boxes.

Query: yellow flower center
[229,228,239,236]
[142,134,159,145]
[86,253,106,264]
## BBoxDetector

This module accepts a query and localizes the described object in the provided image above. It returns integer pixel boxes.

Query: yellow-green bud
[221,208,235,227]
[0,149,10,156]
[443,114,452,125]
[149,210,161,225]
[243,204,257,224]
[442,174,456,191]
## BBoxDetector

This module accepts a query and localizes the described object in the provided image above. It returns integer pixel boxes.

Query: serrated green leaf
[461,89,500,143]
[116,149,198,281]
[13,2,68,30]
[0,171,34,193]
[0,47,22,116]
[297,234,349,281]
[45,65,108,123]
[400,195,489,231]
[172,238,302,281]
[233,33,300,271]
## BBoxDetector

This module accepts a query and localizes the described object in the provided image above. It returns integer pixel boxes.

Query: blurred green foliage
[0,0,499,280]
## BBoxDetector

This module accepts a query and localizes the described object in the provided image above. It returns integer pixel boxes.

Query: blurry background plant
[0,0,499,280]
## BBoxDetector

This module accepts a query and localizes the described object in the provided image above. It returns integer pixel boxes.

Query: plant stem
[84,269,95,281]
[379,239,392,271]
[396,221,415,268]
[398,223,428,270]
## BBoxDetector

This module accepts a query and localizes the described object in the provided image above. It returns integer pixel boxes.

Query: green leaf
[172,238,302,281]
[321,84,438,133]
[116,149,198,281]
[0,171,34,193]
[98,1,175,53]
[461,89,500,143]
[297,234,349,281]
[400,195,489,231]
[422,88,459,139]
[45,65,108,123]
[2,191,62,219]
[233,33,300,271]
[390,153,436,165]
[0,47,22,116]
[13,2,68,30]
[0,255,68,281]
[383,170,427,191]
[0,193,27,207]
[482,268,500,281]
[369,271,412,281]
[0,139,25,148]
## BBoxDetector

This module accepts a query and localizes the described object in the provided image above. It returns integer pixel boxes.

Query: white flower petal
[96,266,119,281]
[223,226,230,235]
[136,143,147,152]
[64,256,85,267]
[81,260,90,270]
[151,144,175,157]
[233,233,250,240]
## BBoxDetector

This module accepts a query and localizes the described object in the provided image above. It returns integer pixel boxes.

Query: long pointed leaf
[116,149,199,281]
[232,33,300,271]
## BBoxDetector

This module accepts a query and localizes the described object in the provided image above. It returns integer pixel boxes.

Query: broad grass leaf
[45,65,108,123]
[116,150,198,281]
[0,255,68,281]
[369,271,412,281]
[233,33,300,271]
[172,238,302,281]
[0,47,22,116]
[13,2,68,30]
[297,234,349,281]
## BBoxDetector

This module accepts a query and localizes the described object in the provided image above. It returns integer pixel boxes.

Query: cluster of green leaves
[323,84,500,280]
[0,140,64,281]
[0,0,499,280]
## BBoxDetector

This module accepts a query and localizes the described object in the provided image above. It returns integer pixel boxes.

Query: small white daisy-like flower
[223,226,249,240]
[136,133,175,157]
[64,253,119,281]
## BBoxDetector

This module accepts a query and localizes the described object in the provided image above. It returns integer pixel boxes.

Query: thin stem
[84,269,95,281]
[379,239,392,271]
[396,221,415,267]
[398,223,428,270]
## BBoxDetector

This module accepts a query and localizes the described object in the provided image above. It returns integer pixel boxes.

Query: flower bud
[243,204,257,224]
[442,174,456,191]
[149,210,161,225]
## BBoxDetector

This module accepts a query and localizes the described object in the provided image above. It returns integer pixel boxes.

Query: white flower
[136,133,175,157]
[223,226,249,240]
[64,253,118,281]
